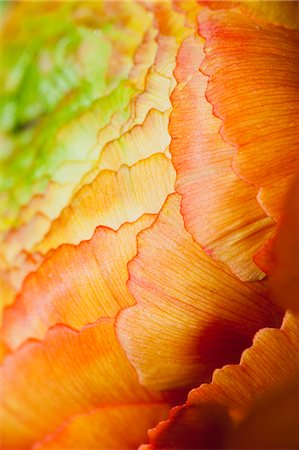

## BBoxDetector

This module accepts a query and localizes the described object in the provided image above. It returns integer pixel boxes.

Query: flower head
[1,1,299,449]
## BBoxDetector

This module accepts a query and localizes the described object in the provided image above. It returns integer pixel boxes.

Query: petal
[2,213,50,264]
[34,404,169,450]
[199,9,299,225]
[0,339,10,362]
[0,0,173,265]
[148,402,232,450]
[0,83,136,264]
[0,271,15,314]
[34,154,175,254]
[173,1,202,27]
[3,214,155,350]
[149,312,299,449]
[228,382,299,449]
[169,35,273,281]
[0,319,167,449]
[97,109,171,172]
[2,108,172,287]
[271,175,299,313]
[1,1,184,275]
[200,0,299,30]
[4,250,44,293]
[117,194,281,391]
[121,2,192,134]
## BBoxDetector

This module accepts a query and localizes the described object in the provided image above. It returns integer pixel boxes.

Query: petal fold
[117,194,281,391]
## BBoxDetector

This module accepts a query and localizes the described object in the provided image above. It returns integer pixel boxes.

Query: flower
[1,1,299,449]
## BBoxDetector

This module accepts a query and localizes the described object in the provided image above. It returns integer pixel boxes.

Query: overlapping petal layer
[98,109,171,172]
[169,7,299,281]
[0,1,187,302]
[117,194,281,391]
[0,4,191,448]
[200,0,299,30]
[1,106,170,265]
[0,2,150,300]
[2,214,155,350]
[200,8,299,274]
[148,312,299,449]
[35,404,169,450]
[169,35,273,281]
[0,319,169,449]
[200,9,299,221]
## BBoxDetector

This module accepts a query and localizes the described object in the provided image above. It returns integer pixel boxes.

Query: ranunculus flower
[0,1,298,449]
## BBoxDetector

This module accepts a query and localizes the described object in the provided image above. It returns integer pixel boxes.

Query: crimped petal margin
[148,313,299,449]
[198,8,299,276]
[2,215,155,350]
[117,194,281,391]
[169,34,273,281]
[34,154,175,254]
[0,319,168,449]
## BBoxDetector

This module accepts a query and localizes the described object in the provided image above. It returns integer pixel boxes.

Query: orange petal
[34,403,169,450]
[149,312,299,449]
[0,82,138,263]
[228,382,299,449]
[169,35,273,281]
[2,214,155,350]
[271,175,299,314]
[199,0,299,30]
[117,194,281,391]
[35,154,175,254]
[199,9,299,224]
[0,319,167,449]
[239,0,299,30]
[18,182,75,227]
[1,106,169,276]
